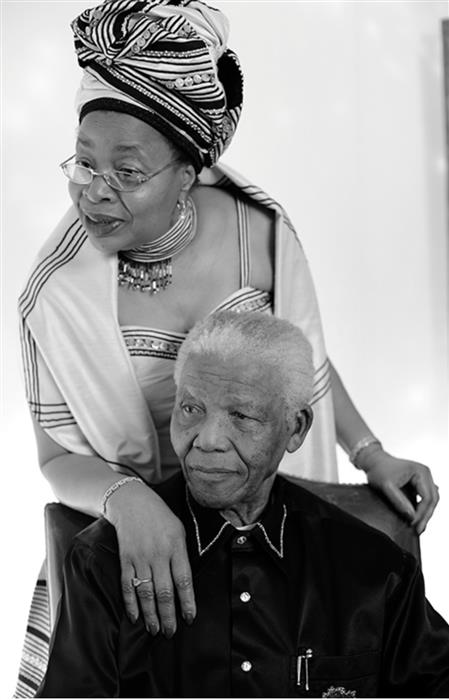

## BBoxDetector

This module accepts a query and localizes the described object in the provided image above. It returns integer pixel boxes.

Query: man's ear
[286,406,313,454]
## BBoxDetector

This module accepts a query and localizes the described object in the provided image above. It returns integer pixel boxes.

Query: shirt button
[241,661,252,672]
[236,535,247,545]
[240,591,251,603]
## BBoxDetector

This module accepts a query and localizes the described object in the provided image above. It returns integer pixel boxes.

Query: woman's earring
[176,198,187,220]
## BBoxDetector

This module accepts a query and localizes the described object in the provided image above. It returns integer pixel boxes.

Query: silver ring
[132,576,152,588]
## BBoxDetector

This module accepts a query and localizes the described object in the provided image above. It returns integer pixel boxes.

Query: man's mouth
[188,465,237,478]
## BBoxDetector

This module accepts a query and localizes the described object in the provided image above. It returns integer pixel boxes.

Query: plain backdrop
[2,0,448,696]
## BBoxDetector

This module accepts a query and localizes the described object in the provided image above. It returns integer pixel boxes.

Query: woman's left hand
[361,449,439,534]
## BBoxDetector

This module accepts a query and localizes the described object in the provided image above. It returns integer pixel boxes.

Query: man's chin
[186,478,239,510]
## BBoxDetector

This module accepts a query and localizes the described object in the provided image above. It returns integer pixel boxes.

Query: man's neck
[219,475,276,527]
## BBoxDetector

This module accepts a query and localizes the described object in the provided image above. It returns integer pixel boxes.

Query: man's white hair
[174,311,314,414]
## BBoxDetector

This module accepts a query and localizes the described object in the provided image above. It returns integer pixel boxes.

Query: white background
[2,0,448,696]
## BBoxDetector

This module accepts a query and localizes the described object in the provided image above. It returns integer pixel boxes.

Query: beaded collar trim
[186,487,232,557]
[186,487,287,559]
[255,505,287,559]
[118,196,196,294]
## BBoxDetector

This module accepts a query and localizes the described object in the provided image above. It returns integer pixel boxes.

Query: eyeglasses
[59,155,178,193]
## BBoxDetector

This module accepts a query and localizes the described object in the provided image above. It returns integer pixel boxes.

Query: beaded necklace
[117,197,197,294]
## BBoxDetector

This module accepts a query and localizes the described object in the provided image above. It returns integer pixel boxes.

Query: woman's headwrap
[72,0,244,171]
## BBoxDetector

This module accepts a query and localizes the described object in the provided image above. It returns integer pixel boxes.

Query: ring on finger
[132,576,153,588]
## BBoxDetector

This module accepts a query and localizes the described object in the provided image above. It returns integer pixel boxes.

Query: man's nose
[82,174,115,202]
[194,414,229,452]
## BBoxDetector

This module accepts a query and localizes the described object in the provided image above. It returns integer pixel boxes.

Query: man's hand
[361,449,439,534]
[104,480,196,636]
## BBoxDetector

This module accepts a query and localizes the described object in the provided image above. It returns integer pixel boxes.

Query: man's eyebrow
[229,398,254,408]
[228,397,266,415]
[179,387,198,401]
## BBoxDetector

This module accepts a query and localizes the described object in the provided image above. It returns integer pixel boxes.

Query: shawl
[19,163,337,483]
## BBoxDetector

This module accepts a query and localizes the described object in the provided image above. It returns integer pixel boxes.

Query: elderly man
[38,311,449,698]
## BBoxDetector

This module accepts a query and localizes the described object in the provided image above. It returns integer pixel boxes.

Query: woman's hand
[104,480,196,637]
[359,447,439,534]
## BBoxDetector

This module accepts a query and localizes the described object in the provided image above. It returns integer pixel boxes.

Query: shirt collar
[185,477,288,561]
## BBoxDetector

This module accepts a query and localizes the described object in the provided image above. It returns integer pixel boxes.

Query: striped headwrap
[72,0,243,171]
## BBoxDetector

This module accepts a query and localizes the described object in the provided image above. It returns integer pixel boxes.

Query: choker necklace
[117,197,197,295]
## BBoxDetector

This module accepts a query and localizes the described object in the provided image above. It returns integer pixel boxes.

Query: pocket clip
[297,648,313,691]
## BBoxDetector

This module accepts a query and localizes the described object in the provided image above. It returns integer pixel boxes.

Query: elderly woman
[17,0,438,695]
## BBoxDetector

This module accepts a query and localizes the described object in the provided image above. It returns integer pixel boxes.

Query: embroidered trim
[187,487,287,559]
[255,504,287,558]
[121,290,271,360]
[107,65,210,138]
[186,487,231,556]
[21,651,48,673]
[122,328,185,359]
[212,288,272,314]
[322,686,357,698]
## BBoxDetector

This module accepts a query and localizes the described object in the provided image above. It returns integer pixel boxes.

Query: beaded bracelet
[349,437,383,468]
[101,476,144,516]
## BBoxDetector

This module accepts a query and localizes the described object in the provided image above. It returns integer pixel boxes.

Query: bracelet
[349,437,383,468]
[101,476,143,516]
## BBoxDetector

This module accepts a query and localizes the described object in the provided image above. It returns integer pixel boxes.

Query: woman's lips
[82,212,124,237]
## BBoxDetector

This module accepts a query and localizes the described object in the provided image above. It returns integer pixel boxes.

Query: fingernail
[183,612,194,625]
[146,623,159,636]
[129,613,138,624]
[163,627,175,639]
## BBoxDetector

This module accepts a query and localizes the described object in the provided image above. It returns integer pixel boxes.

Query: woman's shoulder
[19,206,84,305]
[193,184,273,240]
[192,183,273,292]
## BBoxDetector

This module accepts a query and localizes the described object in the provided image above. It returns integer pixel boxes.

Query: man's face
[170,352,299,512]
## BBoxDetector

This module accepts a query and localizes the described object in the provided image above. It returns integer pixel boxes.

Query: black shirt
[38,474,449,697]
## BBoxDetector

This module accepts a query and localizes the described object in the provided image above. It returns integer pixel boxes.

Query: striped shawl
[19,163,337,483]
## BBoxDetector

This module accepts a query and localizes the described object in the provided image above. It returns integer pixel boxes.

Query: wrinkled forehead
[177,351,282,409]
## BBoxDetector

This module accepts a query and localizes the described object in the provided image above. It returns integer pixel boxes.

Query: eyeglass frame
[59,155,179,193]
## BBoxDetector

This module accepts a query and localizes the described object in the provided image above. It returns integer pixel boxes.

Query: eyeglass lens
[62,163,140,191]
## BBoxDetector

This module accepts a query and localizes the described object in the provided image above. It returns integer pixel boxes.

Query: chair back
[45,503,94,630]
[286,477,420,560]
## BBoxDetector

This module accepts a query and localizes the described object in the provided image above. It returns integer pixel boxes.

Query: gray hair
[174,311,314,415]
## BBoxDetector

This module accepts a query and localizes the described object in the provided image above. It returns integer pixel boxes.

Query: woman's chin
[85,228,129,255]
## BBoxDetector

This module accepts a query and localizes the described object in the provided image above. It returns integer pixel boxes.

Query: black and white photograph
[2,0,449,696]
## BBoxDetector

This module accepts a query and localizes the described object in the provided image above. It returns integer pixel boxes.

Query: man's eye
[181,404,200,416]
[231,411,250,421]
